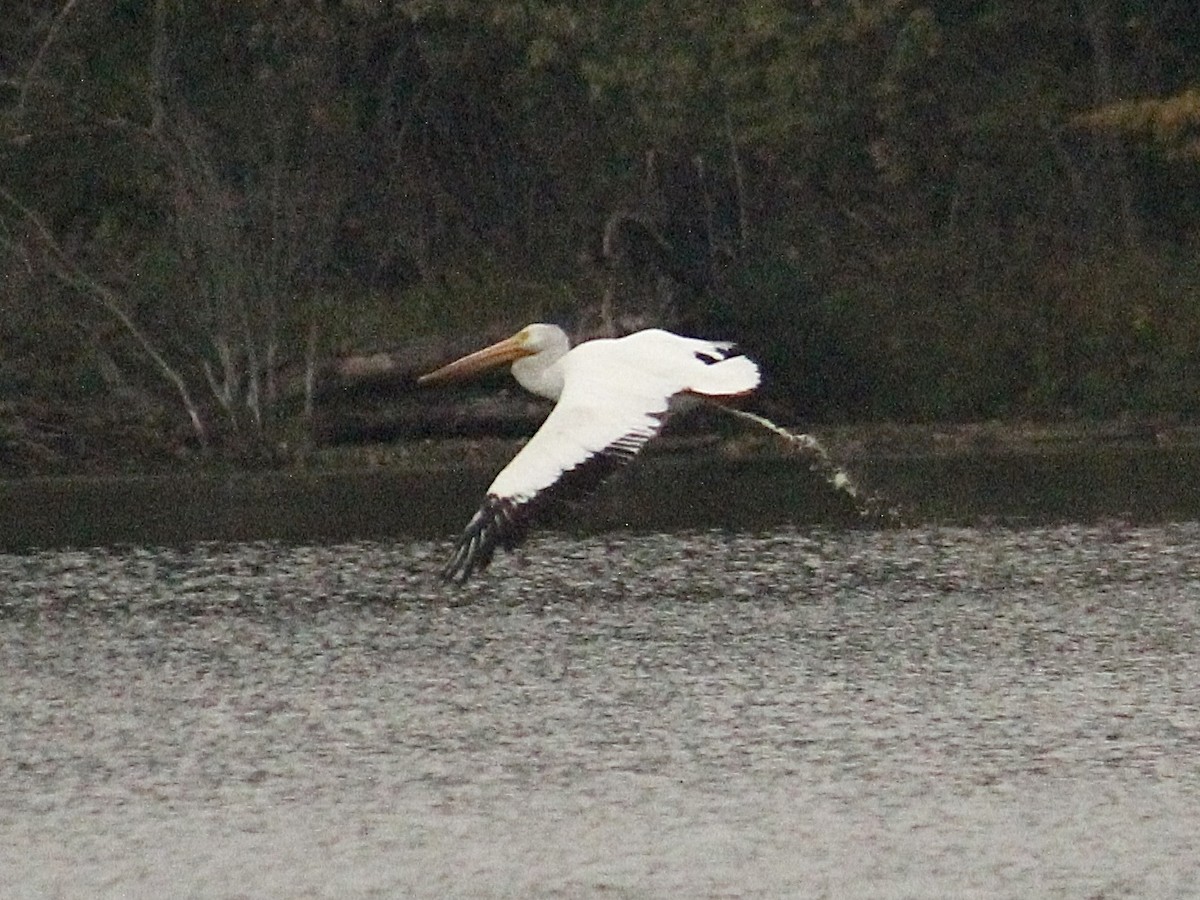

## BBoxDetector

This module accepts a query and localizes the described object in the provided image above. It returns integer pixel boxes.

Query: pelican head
[417,323,570,387]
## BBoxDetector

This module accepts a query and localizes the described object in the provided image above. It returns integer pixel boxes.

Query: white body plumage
[418,324,761,581]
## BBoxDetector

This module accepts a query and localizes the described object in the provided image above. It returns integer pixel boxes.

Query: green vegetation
[2,1,1199,471]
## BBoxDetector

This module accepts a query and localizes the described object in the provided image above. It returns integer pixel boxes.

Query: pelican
[417,324,761,582]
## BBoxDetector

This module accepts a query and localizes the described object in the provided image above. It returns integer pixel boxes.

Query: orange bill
[417,332,535,385]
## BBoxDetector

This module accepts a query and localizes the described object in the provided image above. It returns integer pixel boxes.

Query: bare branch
[724,102,750,249]
[16,0,85,119]
[0,186,209,446]
[147,0,169,134]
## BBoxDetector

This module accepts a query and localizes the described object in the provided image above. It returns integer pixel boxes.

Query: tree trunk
[1080,0,1141,250]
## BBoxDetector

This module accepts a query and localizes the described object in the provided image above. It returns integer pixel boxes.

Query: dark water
[2,524,1199,898]
[5,443,1200,550]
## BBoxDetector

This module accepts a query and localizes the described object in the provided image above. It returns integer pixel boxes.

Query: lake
[4,437,1200,551]
[2,516,1198,897]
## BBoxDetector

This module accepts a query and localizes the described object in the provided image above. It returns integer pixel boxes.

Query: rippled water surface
[3,524,1199,898]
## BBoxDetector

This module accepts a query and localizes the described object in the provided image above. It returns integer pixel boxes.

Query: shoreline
[3,418,1197,483]
[3,420,1199,552]
[304,418,1200,475]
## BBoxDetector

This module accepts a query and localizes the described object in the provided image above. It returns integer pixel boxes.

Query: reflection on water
[3,444,1200,551]
[2,524,1199,897]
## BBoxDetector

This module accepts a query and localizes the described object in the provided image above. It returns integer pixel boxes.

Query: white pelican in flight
[418,324,761,581]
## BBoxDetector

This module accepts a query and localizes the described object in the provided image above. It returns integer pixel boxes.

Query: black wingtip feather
[442,496,525,583]
[694,343,739,365]
[441,419,665,582]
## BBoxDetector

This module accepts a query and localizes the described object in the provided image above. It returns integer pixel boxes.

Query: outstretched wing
[440,389,665,582]
[441,331,760,582]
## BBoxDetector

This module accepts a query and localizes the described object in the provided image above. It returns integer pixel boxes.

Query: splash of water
[719,407,902,525]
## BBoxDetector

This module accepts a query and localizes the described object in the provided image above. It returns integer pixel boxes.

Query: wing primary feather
[694,343,738,364]
[443,495,527,583]
[441,424,660,582]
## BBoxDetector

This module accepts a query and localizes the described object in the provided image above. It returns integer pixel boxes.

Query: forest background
[2,0,1199,473]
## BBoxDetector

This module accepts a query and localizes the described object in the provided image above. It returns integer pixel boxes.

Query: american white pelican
[418,324,761,581]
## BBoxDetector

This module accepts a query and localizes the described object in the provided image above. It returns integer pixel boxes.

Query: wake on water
[719,406,902,526]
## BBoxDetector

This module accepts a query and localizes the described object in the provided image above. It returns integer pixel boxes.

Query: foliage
[3,1,1200,469]
[1076,88,1200,159]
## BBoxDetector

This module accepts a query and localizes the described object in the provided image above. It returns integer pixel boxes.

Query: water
[3,524,1198,898]
[5,442,1200,551]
